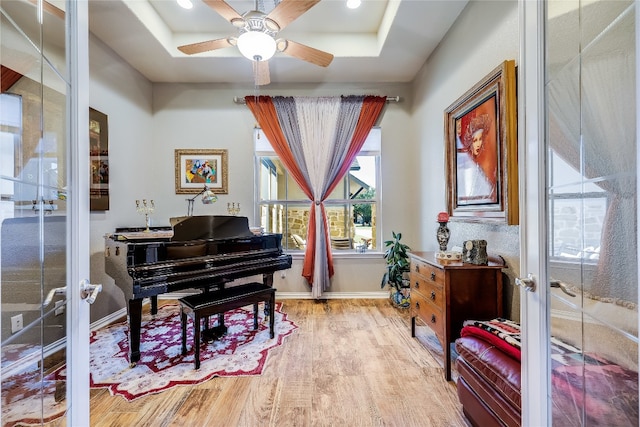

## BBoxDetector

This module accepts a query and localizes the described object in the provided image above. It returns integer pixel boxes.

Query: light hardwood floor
[87,299,467,427]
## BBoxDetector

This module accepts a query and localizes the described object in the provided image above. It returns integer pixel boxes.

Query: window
[549,151,607,261]
[0,93,21,222]
[255,128,381,253]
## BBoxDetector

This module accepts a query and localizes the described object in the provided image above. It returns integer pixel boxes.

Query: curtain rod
[233,96,400,104]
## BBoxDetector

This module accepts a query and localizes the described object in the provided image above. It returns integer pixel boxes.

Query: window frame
[548,150,608,263]
[253,127,382,254]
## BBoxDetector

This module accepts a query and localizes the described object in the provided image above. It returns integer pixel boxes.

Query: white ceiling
[87,0,469,85]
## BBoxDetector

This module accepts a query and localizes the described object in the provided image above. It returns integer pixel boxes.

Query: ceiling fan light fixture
[176,0,193,9]
[346,0,361,9]
[237,30,276,61]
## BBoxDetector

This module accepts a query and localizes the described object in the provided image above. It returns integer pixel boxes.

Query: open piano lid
[170,215,254,241]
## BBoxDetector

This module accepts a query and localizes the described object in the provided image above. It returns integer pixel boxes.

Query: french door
[0,0,91,425]
[520,0,638,425]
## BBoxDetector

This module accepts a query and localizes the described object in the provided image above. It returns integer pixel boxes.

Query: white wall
[150,82,416,295]
[88,60,418,317]
[88,35,154,321]
[89,0,523,320]
[411,0,521,318]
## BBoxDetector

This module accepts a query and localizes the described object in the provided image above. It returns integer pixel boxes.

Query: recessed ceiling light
[177,0,193,10]
[346,0,361,9]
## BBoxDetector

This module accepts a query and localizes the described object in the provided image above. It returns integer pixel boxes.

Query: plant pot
[390,287,410,309]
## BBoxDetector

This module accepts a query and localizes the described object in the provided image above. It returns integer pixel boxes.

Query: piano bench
[179,282,276,370]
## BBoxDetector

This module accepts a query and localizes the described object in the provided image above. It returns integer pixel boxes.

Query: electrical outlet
[54,300,65,316]
[11,314,23,334]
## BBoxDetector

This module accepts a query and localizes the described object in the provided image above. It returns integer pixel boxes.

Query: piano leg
[128,298,143,364]
[263,273,274,317]
[151,295,158,315]
[263,272,274,287]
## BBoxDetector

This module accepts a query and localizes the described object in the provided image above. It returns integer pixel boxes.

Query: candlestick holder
[135,199,155,232]
[227,202,240,216]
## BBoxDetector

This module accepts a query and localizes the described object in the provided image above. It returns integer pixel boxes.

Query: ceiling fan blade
[202,0,243,24]
[26,0,65,19]
[253,61,271,86]
[279,40,333,67]
[178,38,232,55]
[266,0,320,31]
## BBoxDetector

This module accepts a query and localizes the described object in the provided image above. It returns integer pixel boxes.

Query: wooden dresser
[408,251,504,380]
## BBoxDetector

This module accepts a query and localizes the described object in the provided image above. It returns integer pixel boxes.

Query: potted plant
[381,231,411,308]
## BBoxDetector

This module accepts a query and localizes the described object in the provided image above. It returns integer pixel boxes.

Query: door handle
[550,279,576,297]
[80,279,103,304]
[43,280,102,308]
[515,274,536,292]
[43,287,67,307]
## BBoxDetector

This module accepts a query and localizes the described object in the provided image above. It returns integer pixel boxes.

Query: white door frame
[66,0,91,425]
[519,0,551,425]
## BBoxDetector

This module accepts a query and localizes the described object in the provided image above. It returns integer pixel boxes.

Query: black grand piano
[104,215,292,363]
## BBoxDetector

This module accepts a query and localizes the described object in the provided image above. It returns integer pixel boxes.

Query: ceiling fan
[178,0,334,85]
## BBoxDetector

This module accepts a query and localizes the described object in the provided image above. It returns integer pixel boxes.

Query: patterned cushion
[460,318,522,361]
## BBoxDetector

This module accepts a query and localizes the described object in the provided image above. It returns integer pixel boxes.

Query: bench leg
[269,293,275,339]
[411,315,416,337]
[194,313,201,370]
[253,303,259,329]
[181,307,187,356]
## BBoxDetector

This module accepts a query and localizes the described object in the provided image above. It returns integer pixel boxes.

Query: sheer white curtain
[548,42,636,301]
[275,96,365,297]
[246,95,386,298]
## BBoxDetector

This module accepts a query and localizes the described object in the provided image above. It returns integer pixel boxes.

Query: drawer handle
[415,302,420,310]
[414,264,420,273]
[430,291,436,300]
[414,281,419,289]
[430,271,436,281]
[431,314,436,323]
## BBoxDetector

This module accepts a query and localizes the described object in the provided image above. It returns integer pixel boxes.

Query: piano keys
[104,215,292,363]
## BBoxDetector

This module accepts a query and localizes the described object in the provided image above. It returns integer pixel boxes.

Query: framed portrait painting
[444,60,518,225]
[174,149,228,194]
[89,107,109,211]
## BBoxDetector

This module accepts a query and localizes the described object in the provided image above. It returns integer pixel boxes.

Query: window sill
[288,251,383,260]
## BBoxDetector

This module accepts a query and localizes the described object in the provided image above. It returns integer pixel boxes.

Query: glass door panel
[546,1,637,425]
[1,0,71,425]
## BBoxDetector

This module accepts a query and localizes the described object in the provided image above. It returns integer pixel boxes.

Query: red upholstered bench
[455,318,521,427]
[455,335,521,427]
[179,282,276,369]
[455,319,639,427]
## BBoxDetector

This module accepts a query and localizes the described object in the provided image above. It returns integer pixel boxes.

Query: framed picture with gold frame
[174,149,228,194]
[444,60,518,225]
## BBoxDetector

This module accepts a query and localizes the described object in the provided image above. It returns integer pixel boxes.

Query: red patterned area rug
[2,302,296,426]
[2,346,64,427]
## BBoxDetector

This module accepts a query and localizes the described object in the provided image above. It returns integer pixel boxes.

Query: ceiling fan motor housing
[236,11,279,61]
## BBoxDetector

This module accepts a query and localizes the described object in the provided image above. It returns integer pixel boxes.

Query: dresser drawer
[410,274,444,311]
[409,251,504,381]
[411,259,444,285]
[412,291,444,340]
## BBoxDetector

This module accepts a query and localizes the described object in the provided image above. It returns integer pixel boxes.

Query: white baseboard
[91,307,127,331]
[276,291,390,299]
